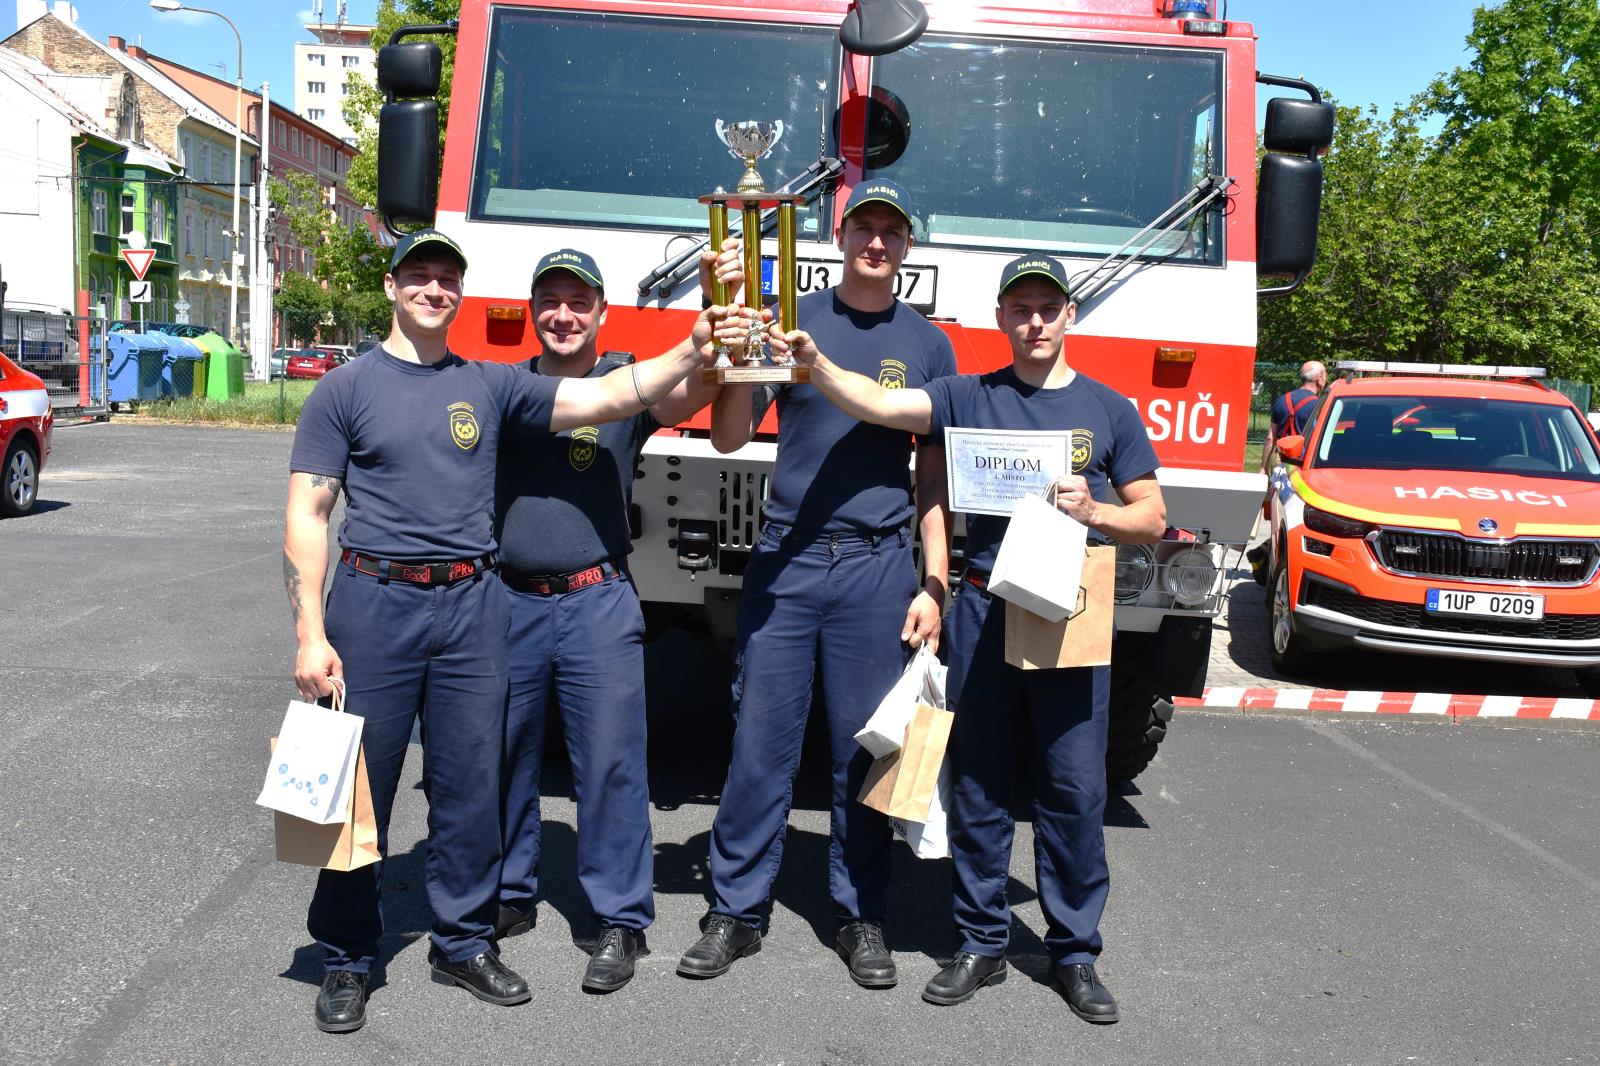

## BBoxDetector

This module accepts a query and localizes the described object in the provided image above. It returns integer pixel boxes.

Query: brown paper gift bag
[1004,544,1116,670]
[270,737,380,871]
[858,702,954,823]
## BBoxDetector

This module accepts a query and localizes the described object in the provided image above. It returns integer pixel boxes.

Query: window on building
[92,188,108,233]
[342,82,353,95]
[342,55,359,68]
[204,215,214,259]
[151,197,167,244]
[307,81,326,94]
[183,211,193,255]
[308,109,325,121]
[224,230,233,265]
[88,275,99,316]
[120,192,136,236]
[309,52,325,65]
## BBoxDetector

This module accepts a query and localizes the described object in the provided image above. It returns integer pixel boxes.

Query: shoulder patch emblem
[569,426,599,472]
[1070,428,1095,473]
[878,358,907,390]
[448,401,480,451]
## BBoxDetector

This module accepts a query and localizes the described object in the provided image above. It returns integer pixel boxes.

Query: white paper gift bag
[256,686,364,825]
[855,644,947,758]
[889,760,951,860]
[987,490,1088,623]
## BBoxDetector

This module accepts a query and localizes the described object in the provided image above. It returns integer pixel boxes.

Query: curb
[1176,686,1600,727]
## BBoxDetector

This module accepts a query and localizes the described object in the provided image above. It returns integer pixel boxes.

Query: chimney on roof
[128,44,148,61]
[108,35,126,51]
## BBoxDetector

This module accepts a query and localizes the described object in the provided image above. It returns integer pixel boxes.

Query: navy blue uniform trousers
[500,573,654,930]
[944,582,1111,966]
[710,523,917,928]
[308,562,509,972]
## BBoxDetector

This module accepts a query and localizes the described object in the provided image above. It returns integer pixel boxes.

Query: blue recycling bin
[106,332,166,406]
[157,335,205,398]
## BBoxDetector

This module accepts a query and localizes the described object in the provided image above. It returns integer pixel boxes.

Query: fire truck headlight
[1161,545,1218,606]
[1115,543,1156,603]
[1303,505,1376,540]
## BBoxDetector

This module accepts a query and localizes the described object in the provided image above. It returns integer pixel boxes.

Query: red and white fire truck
[0,351,52,518]
[373,0,1331,779]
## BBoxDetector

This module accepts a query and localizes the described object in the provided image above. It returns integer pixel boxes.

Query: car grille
[1373,531,1599,586]
[1302,581,1600,640]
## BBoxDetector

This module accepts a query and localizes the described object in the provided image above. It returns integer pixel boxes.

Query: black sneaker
[582,926,640,993]
[676,913,762,979]
[314,969,368,1033]
[921,952,1007,1006]
[429,951,532,1006]
[835,921,896,988]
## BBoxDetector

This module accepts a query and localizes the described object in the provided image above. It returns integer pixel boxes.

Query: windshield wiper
[1068,174,1235,309]
[635,156,846,299]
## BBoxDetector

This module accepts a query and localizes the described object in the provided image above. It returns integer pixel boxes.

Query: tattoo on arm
[283,551,304,622]
[309,474,341,496]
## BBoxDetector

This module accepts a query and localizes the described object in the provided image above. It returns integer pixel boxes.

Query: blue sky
[18,1,1484,124]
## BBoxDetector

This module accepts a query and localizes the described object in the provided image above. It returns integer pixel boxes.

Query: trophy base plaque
[702,364,811,386]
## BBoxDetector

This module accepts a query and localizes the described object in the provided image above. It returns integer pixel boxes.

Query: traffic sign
[130,280,152,304]
[122,248,156,281]
[173,296,190,325]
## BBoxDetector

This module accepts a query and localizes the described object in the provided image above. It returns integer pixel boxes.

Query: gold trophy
[702,120,809,385]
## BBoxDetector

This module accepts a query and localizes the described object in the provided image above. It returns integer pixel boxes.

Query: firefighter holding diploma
[767,253,1166,1022]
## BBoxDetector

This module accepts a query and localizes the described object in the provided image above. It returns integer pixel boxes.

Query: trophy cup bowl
[715,119,785,194]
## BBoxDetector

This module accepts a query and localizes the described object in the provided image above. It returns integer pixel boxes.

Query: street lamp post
[150,0,244,352]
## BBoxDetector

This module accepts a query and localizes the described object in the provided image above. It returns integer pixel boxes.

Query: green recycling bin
[191,332,244,400]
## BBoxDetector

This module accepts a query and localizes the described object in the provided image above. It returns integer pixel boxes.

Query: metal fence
[0,310,109,417]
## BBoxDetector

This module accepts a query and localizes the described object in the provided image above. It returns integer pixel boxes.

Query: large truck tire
[1106,646,1174,784]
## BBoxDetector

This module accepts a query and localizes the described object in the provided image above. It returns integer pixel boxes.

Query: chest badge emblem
[1070,428,1095,473]
[878,358,907,390]
[569,426,599,472]
[448,402,480,451]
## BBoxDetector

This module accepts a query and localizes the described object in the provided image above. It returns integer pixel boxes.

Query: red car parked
[0,351,53,517]
[284,348,339,380]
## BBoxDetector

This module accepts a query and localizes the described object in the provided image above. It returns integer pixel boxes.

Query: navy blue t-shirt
[290,348,558,561]
[759,289,957,534]
[924,367,1161,572]
[496,356,657,575]
[1271,386,1317,436]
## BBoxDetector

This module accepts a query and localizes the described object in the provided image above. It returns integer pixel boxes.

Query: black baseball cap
[842,179,916,229]
[388,227,468,273]
[997,253,1072,300]
[531,248,604,294]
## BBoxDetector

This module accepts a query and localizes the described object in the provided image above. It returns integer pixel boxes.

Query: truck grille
[1373,531,1599,586]
[718,469,768,549]
[1302,582,1600,640]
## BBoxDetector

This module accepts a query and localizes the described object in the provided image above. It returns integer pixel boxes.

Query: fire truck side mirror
[377,42,442,99]
[1263,98,1333,155]
[839,0,929,56]
[1256,153,1323,282]
[378,99,440,230]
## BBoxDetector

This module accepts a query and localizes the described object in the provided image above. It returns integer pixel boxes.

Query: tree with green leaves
[272,171,393,341]
[277,272,331,346]
[1261,0,1599,387]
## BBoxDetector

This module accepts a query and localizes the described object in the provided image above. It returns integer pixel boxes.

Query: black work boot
[921,951,1007,1006]
[582,926,640,993]
[430,951,532,1006]
[1052,962,1120,1024]
[835,921,896,988]
[495,903,533,940]
[314,969,368,1033]
[676,913,762,979]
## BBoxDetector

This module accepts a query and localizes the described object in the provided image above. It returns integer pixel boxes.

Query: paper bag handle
[1040,480,1059,506]
[328,677,346,715]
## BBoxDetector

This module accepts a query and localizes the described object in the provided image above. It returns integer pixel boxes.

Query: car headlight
[1115,543,1156,603]
[1161,545,1219,606]
[1303,505,1376,539]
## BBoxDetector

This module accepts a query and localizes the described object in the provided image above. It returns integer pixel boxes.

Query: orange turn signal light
[486,305,526,321]
[1156,346,1196,363]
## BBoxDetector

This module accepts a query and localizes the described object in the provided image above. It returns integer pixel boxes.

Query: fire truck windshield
[469,8,837,236]
[867,35,1225,265]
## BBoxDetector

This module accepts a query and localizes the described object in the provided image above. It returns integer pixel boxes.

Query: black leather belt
[500,560,623,595]
[341,549,493,586]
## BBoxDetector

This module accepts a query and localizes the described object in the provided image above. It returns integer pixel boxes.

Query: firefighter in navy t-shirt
[769,253,1166,1023]
[680,180,957,988]
[283,229,741,1034]
[493,247,734,993]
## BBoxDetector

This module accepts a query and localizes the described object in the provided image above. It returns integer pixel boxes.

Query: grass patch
[134,379,317,426]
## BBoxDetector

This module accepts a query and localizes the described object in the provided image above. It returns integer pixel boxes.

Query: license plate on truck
[1425,588,1545,621]
[761,257,937,314]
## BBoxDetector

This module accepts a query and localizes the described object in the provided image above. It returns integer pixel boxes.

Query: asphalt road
[3,422,1598,1065]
